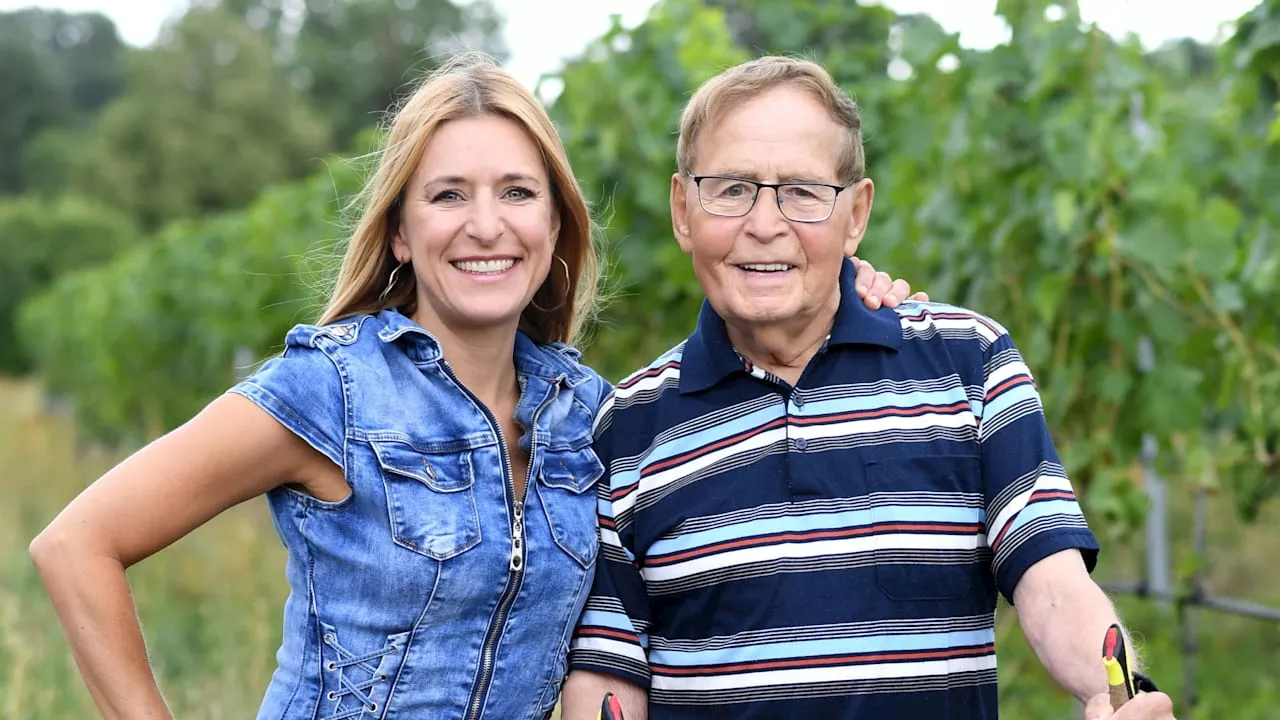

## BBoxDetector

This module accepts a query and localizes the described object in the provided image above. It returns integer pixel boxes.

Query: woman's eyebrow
[423,172,543,186]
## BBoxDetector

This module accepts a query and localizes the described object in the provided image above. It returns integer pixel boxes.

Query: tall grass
[2,377,1276,718]
[1,379,285,717]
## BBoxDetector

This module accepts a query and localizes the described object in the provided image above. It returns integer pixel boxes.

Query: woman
[29,54,917,719]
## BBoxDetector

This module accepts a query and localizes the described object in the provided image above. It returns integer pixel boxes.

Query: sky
[0,0,1261,89]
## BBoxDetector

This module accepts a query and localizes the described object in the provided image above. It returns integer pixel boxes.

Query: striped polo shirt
[568,257,1100,719]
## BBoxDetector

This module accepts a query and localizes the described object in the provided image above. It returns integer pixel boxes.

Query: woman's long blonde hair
[319,53,600,346]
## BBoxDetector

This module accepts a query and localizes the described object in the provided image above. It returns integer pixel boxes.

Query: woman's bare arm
[28,392,345,720]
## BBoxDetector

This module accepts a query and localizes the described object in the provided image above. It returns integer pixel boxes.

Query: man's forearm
[561,670,649,720]
[1013,551,1137,704]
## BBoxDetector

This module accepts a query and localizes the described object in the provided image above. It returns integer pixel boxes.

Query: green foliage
[18,160,361,443]
[549,0,1280,525]
[288,0,509,148]
[867,1,1275,523]
[0,9,126,195]
[16,126,93,199]
[0,380,289,717]
[15,9,126,115]
[2,375,1276,718]
[0,0,510,372]
[546,1,749,378]
[213,0,510,150]
[16,0,1280,522]
[707,0,898,79]
[0,196,137,374]
[5,1,1280,715]
[71,5,330,232]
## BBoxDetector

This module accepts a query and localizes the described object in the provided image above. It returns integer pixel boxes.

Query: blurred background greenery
[1,0,1278,716]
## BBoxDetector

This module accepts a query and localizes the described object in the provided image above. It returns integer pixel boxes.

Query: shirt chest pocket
[864,454,985,601]
[372,439,482,561]
[535,438,604,569]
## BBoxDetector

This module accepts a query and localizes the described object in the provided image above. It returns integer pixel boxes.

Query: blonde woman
[29,55,917,720]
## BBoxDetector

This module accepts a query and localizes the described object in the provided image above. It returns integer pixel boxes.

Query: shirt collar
[374,308,588,385]
[678,256,904,395]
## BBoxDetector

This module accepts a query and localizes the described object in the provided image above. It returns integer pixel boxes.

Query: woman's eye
[504,186,535,200]
[431,189,463,203]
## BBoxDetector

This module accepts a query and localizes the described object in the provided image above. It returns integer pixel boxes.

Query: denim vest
[229,309,608,719]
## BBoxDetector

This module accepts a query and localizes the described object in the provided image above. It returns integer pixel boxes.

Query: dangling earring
[530,255,571,312]
[379,262,406,304]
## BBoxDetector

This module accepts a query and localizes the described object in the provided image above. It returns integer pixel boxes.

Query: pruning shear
[598,692,624,720]
[1102,624,1135,709]
[1102,623,1160,711]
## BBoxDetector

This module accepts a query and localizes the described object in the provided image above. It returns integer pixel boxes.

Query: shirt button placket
[792,393,807,449]
[787,391,812,496]
[778,389,808,497]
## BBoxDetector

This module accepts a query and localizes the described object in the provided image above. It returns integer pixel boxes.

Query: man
[562,56,1176,720]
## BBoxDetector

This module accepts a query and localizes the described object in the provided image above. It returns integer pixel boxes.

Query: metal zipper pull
[509,503,524,572]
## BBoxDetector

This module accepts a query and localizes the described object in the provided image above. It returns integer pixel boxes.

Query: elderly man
[561,56,1176,720]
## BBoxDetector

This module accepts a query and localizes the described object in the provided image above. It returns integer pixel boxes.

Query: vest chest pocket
[535,442,604,568]
[864,455,984,601]
[372,439,482,561]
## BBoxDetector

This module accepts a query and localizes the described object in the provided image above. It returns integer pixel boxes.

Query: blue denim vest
[229,309,608,719]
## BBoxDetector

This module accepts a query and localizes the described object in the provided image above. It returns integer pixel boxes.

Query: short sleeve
[567,391,653,688]
[979,331,1100,604]
[227,331,346,469]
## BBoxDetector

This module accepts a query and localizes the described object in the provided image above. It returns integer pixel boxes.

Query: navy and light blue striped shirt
[568,257,1100,719]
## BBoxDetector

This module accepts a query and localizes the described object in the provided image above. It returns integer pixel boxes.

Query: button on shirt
[568,258,1100,719]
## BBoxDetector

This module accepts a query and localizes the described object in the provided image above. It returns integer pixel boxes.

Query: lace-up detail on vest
[322,632,399,720]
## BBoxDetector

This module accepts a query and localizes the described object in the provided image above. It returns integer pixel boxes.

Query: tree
[289,0,509,148]
[21,0,1280,523]
[707,0,898,78]
[18,126,92,199]
[550,0,1280,526]
[18,159,361,440]
[72,5,329,231]
[33,10,126,116]
[0,9,126,195]
[543,1,748,375]
[0,21,68,195]
[0,196,137,373]
[15,0,1280,714]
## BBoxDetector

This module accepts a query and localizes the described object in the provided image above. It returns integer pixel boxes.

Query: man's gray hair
[676,55,865,184]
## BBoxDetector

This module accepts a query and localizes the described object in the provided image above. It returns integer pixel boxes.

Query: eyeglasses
[686,173,856,223]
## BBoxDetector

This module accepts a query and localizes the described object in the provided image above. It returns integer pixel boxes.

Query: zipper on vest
[510,501,524,571]
[441,361,558,720]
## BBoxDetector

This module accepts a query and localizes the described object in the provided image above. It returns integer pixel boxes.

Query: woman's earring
[379,262,406,303]
[530,255,571,312]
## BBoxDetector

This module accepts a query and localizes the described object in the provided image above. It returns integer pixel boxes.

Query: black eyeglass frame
[684,172,858,223]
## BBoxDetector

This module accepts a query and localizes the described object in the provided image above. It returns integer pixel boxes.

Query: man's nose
[743,186,788,241]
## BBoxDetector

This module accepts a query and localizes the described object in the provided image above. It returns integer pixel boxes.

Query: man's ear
[843,178,875,257]
[671,173,693,254]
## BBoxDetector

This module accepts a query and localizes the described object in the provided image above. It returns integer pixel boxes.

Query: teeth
[453,258,515,274]
[741,263,792,272]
